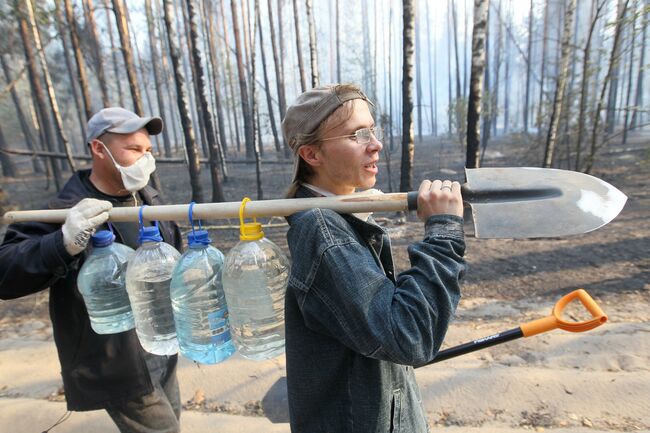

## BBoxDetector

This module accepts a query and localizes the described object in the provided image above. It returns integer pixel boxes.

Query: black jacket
[0,170,182,411]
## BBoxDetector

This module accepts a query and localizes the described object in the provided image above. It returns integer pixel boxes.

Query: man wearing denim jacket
[281,84,466,433]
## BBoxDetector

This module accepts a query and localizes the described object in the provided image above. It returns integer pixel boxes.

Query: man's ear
[89,139,107,159]
[297,144,322,168]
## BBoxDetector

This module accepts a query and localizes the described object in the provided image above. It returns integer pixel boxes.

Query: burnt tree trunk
[576,0,606,170]
[292,0,307,92]
[257,2,282,153]
[145,0,172,157]
[188,0,225,202]
[630,0,647,128]
[586,0,630,172]
[112,0,144,115]
[163,0,203,202]
[0,124,17,178]
[267,0,290,156]
[83,0,110,106]
[26,0,76,172]
[523,0,533,132]
[605,0,627,134]
[1,55,43,173]
[231,0,255,158]
[103,0,125,106]
[17,0,61,189]
[205,0,229,179]
[64,0,93,120]
[54,0,86,142]
[400,0,415,192]
[219,0,242,153]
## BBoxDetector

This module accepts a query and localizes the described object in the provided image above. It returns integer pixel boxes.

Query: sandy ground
[1,292,648,432]
[1,132,648,432]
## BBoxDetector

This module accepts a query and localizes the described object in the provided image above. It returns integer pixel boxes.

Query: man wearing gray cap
[282,84,466,433]
[0,107,183,433]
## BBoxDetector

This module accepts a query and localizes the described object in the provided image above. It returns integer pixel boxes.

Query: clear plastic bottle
[125,225,180,355]
[222,221,290,360]
[77,230,135,334]
[170,230,235,364]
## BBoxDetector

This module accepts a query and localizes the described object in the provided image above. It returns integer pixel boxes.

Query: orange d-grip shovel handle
[520,289,608,337]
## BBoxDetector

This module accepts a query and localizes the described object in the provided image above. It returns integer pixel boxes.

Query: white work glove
[61,198,113,256]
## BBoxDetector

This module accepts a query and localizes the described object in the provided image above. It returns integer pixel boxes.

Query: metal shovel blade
[464,167,628,238]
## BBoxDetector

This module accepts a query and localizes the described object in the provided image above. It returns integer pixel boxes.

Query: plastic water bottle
[222,221,290,360]
[170,230,235,364]
[77,230,135,334]
[125,225,180,355]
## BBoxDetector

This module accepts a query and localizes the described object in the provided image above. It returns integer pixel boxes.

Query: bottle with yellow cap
[221,199,290,360]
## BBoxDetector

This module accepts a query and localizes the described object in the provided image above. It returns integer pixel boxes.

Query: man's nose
[368,135,383,152]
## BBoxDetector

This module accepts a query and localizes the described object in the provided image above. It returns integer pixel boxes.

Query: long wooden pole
[2,191,411,224]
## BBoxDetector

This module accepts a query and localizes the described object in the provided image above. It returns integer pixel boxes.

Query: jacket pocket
[390,389,402,433]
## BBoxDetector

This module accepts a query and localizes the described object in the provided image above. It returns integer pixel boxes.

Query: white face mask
[101,142,156,193]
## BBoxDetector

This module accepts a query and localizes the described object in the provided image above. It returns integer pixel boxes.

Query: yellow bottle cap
[240,222,264,241]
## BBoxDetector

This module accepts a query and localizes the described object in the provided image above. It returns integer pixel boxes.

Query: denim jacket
[285,186,466,433]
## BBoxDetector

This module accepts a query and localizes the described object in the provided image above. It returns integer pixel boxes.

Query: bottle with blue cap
[77,230,135,334]
[170,227,235,364]
[222,199,290,360]
[125,221,180,355]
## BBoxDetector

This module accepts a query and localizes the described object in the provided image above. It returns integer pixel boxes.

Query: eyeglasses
[321,127,384,145]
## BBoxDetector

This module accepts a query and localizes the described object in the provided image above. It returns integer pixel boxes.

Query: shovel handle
[520,289,608,337]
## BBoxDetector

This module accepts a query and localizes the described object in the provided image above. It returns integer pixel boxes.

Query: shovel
[1,167,627,239]
[417,288,608,367]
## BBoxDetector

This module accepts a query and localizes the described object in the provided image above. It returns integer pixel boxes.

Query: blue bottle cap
[139,225,163,244]
[187,230,211,247]
[91,230,115,248]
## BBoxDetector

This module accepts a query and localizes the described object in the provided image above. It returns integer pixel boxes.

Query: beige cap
[281,84,371,182]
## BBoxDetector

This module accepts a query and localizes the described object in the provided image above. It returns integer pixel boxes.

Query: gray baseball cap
[86,107,163,144]
[281,84,371,182]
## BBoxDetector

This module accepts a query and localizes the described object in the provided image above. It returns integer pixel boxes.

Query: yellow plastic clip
[238,197,264,241]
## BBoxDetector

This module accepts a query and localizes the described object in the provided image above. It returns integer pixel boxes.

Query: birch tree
[543,0,577,168]
[466,0,490,168]
[305,0,319,87]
